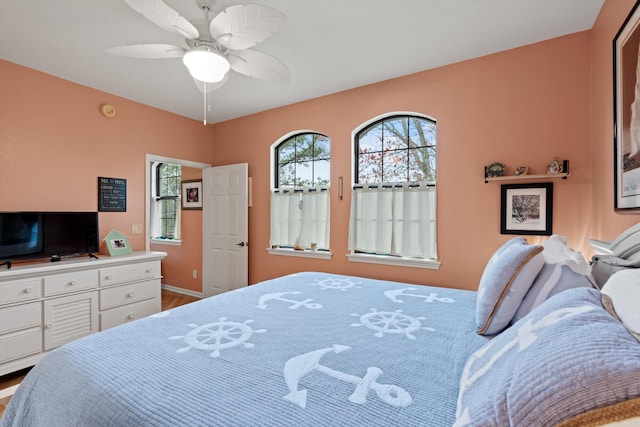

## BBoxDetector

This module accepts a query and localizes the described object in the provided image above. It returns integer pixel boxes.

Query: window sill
[347,253,441,269]
[267,248,332,259]
[151,238,182,246]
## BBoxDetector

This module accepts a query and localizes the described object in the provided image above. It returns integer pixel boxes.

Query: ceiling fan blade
[104,44,185,59]
[210,4,285,50]
[228,49,290,82]
[122,0,199,39]
[193,75,228,93]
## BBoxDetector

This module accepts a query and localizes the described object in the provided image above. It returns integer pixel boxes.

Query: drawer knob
[45,323,52,329]
[145,269,151,273]
[128,313,135,320]
[69,280,77,286]
[24,287,32,293]
[105,275,112,280]
[127,292,135,298]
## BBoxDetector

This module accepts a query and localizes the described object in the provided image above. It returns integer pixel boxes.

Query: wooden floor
[0,289,200,417]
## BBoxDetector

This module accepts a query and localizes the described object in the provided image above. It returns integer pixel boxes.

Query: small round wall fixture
[100,104,117,118]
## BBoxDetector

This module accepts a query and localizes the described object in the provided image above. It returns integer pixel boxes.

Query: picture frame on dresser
[104,229,132,257]
[500,183,553,236]
[614,1,640,211]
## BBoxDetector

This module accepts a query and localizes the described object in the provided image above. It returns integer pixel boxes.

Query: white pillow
[601,269,640,340]
[541,234,591,275]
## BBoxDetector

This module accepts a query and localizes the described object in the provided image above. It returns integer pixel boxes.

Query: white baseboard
[161,284,203,299]
[0,384,20,405]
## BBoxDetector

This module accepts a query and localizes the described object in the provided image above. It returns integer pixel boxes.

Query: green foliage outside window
[276,133,330,189]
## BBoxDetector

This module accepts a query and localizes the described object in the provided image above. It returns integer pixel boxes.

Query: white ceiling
[0,0,605,124]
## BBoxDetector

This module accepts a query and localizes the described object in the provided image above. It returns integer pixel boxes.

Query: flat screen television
[0,212,99,263]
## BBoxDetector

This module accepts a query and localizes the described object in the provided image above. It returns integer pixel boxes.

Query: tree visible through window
[154,163,181,240]
[276,133,330,189]
[271,132,330,251]
[356,115,435,184]
[350,114,437,260]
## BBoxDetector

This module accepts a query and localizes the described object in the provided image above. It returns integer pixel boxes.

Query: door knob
[236,242,246,247]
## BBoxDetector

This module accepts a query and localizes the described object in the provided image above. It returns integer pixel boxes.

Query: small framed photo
[104,229,133,257]
[501,183,553,236]
[182,180,202,210]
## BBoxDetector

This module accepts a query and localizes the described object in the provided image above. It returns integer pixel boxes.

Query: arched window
[350,114,437,263]
[270,132,330,251]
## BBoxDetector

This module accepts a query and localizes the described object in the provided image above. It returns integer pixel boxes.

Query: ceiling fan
[105,0,290,93]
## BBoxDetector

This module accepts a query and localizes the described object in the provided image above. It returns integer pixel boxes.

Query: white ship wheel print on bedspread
[256,291,323,310]
[284,345,412,409]
[169,318,266,358]
[351,308,435,339]
[385,287,456,304]
[311,277,362,291]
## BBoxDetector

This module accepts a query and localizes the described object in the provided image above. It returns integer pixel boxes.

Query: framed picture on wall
[500,183,553,236]
[614,1,640,211]
[182,179,202,210]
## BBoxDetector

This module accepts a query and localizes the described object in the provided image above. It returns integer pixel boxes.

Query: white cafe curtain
[349,182,436,259]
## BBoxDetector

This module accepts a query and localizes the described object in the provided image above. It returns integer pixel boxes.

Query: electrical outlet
[193,270,198,279]
[131,224,143,234]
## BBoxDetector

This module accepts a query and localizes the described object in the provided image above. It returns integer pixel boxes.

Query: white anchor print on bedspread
[283,345,412,409]
[256,291,323,310]
[385,287,456,304]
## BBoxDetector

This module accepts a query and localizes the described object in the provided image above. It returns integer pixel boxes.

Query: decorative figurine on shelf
[547,158,564,174]
[515,166,528,176]
[485,162,505,177]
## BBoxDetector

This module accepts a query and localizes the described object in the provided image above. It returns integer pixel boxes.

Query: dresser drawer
[99,279,161,310]
[100,261,160,287]
[100,298,160,330]
[0,278,42,305]
[44,270,98,296]
[0,302,41,334]
[0,328,42,364]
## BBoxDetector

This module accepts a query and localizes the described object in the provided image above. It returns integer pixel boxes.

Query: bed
[2,237,640,426]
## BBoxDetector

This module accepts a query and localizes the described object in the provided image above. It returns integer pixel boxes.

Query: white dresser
[0,251,166,376]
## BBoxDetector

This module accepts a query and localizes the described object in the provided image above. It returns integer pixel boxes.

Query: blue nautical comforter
[1,272,489,426]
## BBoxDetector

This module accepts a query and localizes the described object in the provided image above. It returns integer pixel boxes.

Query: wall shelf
[484,160,570,183]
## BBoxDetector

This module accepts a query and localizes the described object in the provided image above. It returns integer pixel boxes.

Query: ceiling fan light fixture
[183,47,230,83]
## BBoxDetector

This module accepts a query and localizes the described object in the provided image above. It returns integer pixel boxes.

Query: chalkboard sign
[98,177,127,212]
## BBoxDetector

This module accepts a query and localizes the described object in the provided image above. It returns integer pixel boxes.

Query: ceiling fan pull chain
[203,81,208,125]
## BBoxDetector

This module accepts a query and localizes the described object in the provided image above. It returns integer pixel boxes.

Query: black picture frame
[500,183,553,236]
[614,1,640,211]
[181,179,203,210]
[98,177,126,212]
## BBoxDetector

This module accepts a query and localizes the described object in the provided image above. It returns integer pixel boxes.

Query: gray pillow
[511,263,594,323]
[590,255,640,289]
[456,287,640,427]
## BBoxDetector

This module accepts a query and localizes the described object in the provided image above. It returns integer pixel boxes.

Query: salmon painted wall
[0,59,212,290]
[150,166,203,293]
[590,0,640,248]
[211,32,592,291]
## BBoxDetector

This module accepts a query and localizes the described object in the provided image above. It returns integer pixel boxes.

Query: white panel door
[202,163,248,297]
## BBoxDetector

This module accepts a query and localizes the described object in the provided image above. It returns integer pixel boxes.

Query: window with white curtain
[270,132,330,250]
[151,162,181,241]
[349,114,437,261]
